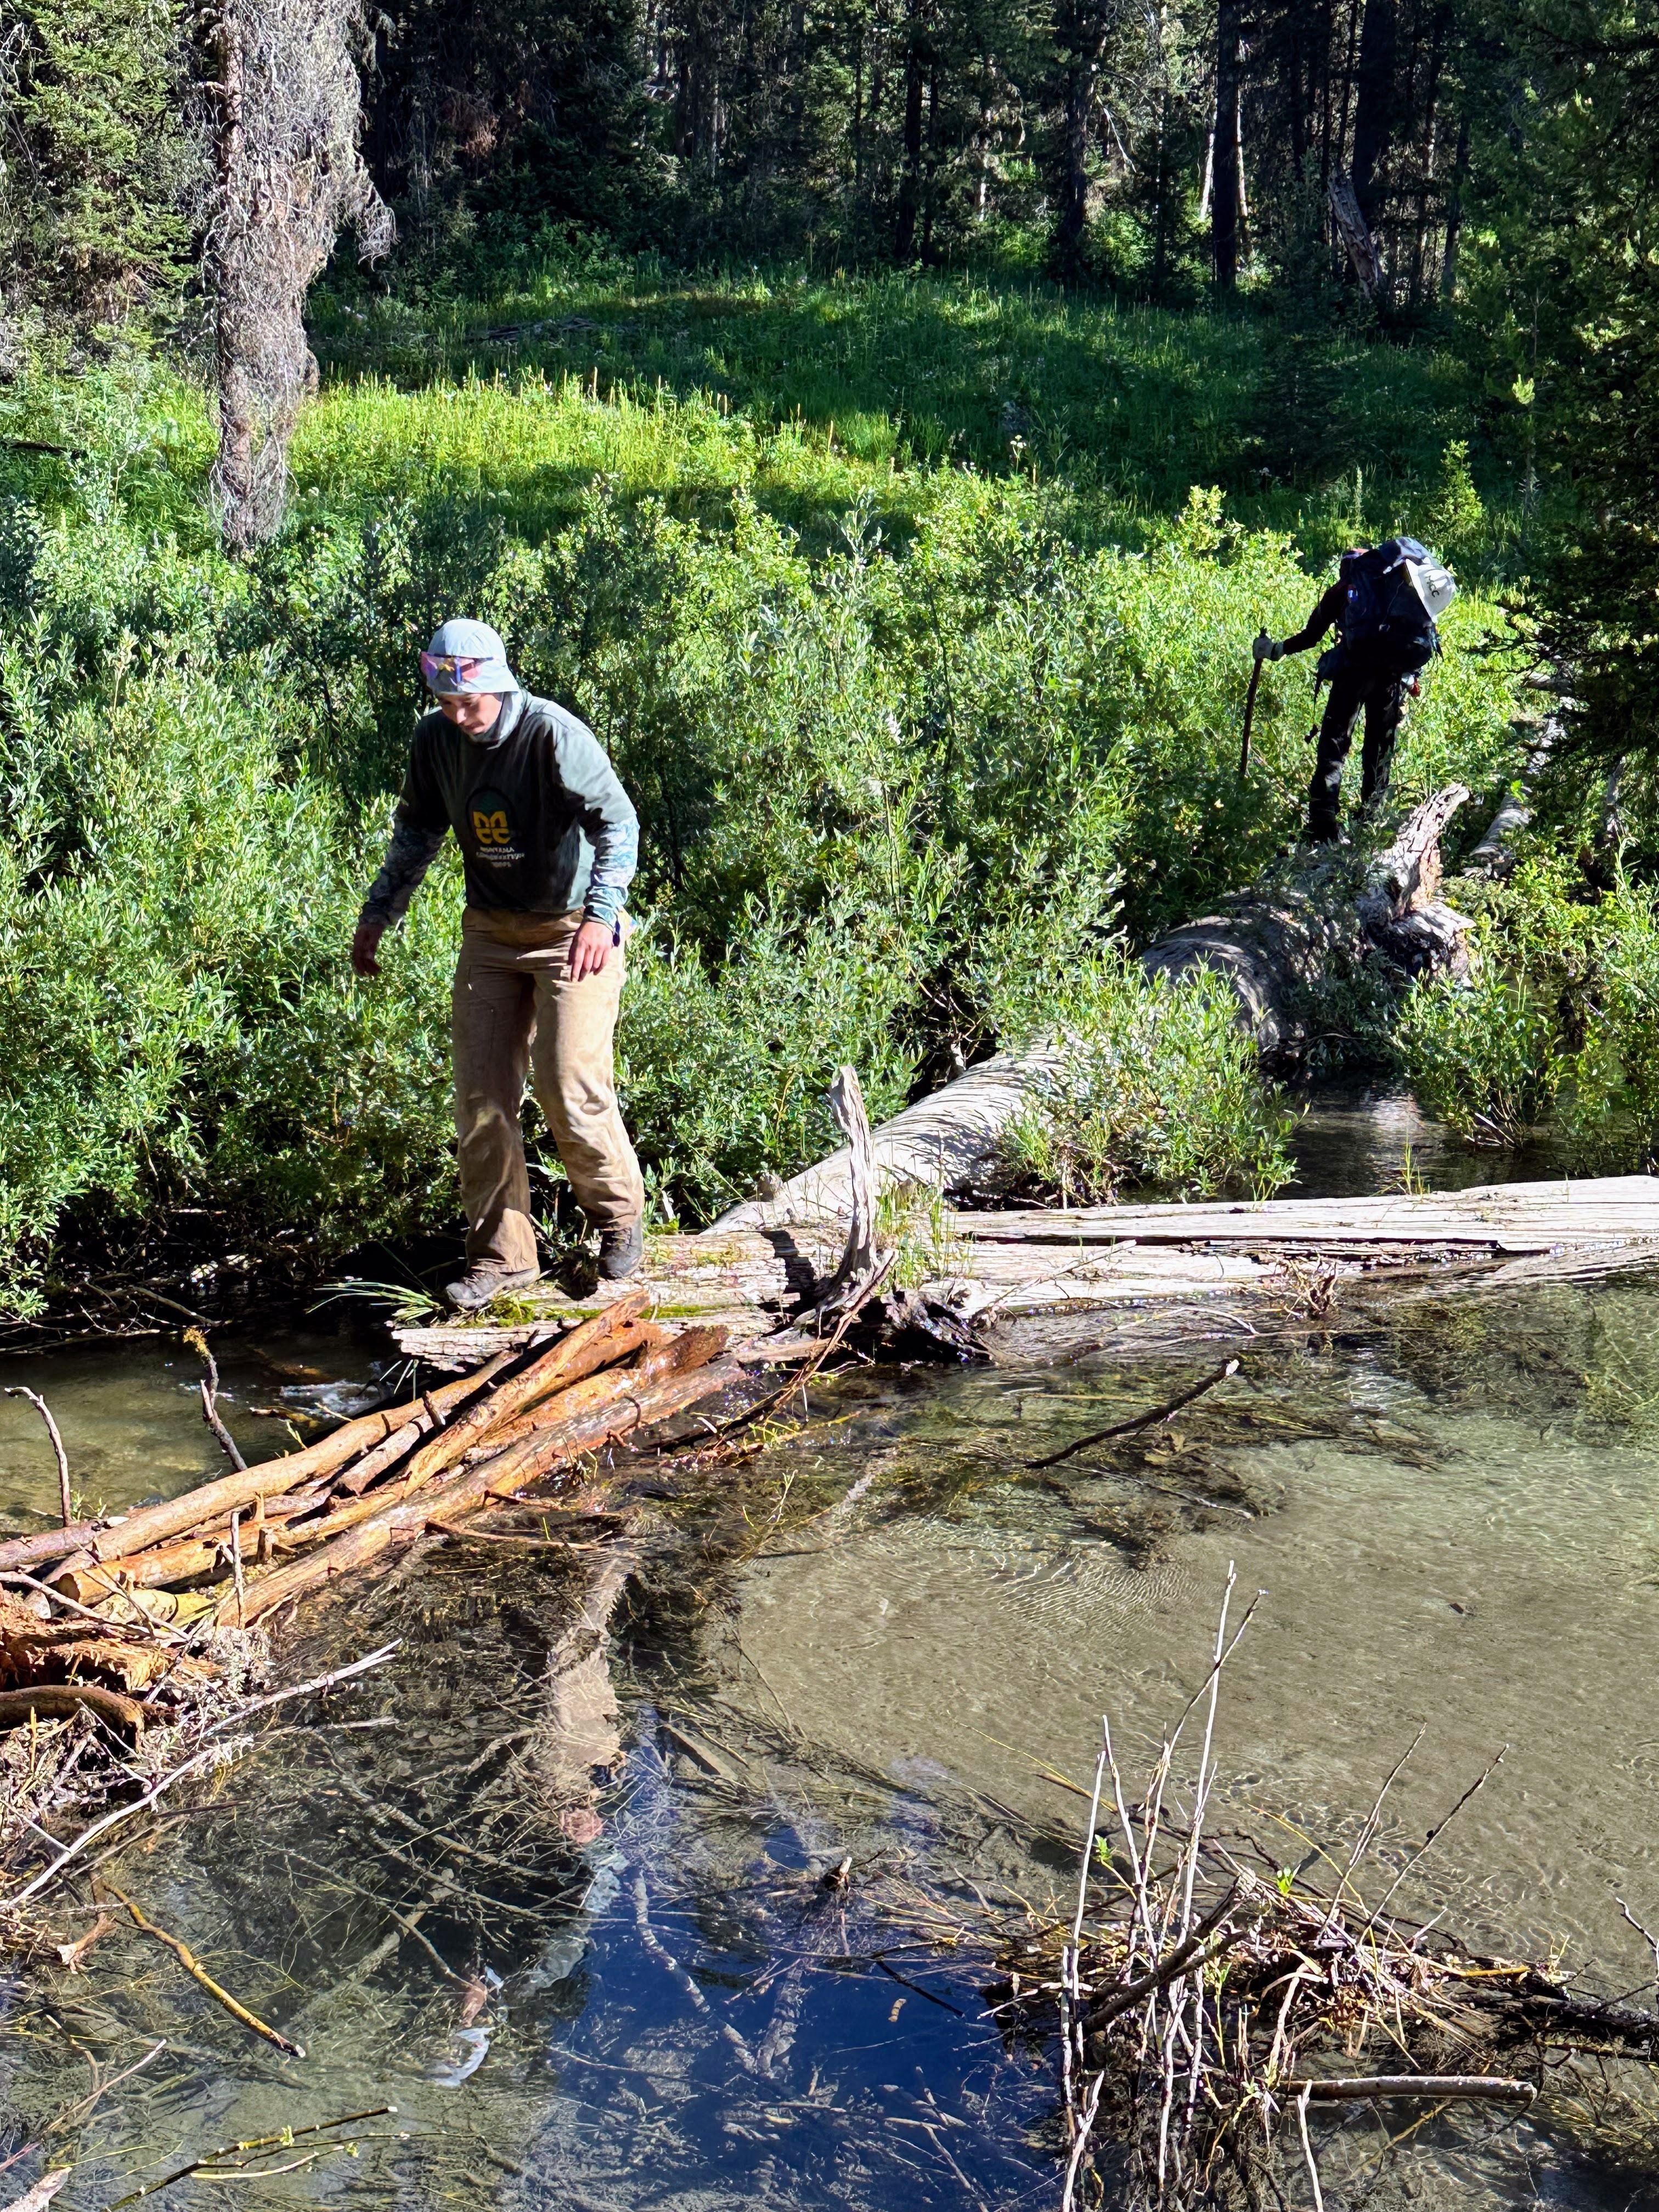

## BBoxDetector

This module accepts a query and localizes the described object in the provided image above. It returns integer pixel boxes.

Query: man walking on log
[1256,537,1455,844]
[351,619,646,1307]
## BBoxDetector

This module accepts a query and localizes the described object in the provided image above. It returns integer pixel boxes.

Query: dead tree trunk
[203,0,392,552]
[894,4,927,259]
[716,791,1476,1229]
[1329,173,1381,291]
[1143,783,1472,1056]
[1468,714,1560,876]
[1211,0,1245,289]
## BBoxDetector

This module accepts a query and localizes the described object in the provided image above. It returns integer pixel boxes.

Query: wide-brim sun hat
[420,618,518,696]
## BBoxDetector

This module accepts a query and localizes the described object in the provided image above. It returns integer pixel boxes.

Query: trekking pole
[1239,630,1271,783]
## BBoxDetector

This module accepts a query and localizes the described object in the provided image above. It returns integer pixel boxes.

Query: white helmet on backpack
[1402,548,1457,621]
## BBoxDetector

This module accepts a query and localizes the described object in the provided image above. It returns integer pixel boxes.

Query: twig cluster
[994,1573,1659,2209]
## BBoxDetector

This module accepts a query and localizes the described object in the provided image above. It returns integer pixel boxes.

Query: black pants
[1306,659,1406,842]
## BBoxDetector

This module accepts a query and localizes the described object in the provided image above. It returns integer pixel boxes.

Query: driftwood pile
[0,1295,736,1737]
[995,1576,1659,2210]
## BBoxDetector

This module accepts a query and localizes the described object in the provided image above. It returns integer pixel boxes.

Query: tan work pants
[452,909,645,1272]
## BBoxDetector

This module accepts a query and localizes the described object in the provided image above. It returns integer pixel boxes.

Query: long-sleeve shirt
[1280,580,1346,657]
[359,691,639,932]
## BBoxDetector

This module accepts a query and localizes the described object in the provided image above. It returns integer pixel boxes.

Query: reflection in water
[1287,1077,1567,1198]
[0,1482,1046,2208]
[527,1546,629,1846]
[4,1257,1659,2204]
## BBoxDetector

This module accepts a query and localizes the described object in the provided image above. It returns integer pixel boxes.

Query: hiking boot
[596,1219,645,1282]
[444,1262,540,1312]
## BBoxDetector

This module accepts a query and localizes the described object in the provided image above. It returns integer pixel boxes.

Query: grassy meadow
[0,257,1568,1310]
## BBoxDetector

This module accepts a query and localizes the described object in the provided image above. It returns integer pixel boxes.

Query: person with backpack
[1255,538,1456,844]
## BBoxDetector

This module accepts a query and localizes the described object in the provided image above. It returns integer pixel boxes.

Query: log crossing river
[393,1171,1659,1369]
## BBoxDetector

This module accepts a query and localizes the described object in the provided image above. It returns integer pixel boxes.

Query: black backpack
[1338,538,1441,673]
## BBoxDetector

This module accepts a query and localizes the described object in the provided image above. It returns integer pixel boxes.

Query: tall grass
[309,259,1533,571]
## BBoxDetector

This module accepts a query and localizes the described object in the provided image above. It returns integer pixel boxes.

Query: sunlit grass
[309,257,1524,567]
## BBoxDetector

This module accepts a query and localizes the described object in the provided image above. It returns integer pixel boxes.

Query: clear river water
[2,1089,1657,2210]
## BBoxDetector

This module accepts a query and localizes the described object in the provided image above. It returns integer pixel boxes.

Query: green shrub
[1396,858,1659,1161]
[1555,877,1659,1161]
[999,961,1296,1203]
[1395,967,1558,1147]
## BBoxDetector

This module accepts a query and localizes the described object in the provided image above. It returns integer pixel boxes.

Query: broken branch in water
[991,1581,1659,2208]
[1282,2074,1538,2102]
[1027,1358,1240,1469]
[100,1881,305,2057]
[94,2106,397,2211]
[1080,1888,1246,2030]
[4,1389,72,1527]
[3,2171,70,2212]
[0,1569,185,1643]
[185,1330,246,1473]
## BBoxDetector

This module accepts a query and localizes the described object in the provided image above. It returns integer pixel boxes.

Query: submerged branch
[1028,1360,1240,1469]
[101,1881,304,2057]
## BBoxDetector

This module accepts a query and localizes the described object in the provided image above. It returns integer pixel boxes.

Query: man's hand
[351,918,387,978]
[567,918,614,980]
[1252,630,1282,663]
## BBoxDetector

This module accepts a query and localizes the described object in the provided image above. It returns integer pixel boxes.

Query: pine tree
[0,0,191,332]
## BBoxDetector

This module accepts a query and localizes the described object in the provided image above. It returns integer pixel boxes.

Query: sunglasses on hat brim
[420,651,489,688]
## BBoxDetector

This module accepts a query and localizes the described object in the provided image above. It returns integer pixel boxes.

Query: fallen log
[0,1352,515,1578]
[87,1313,695,1608]
[221,1344,738,1625]
[1469,712,1560,876]
[60,1488,335,1600]
[264,1322,716,1554]
[387,1292,651,1493]
[713,1047,1065,1231]
[1143,785,1472,1058]
[394,1168,1659,1374]
[329,1312,663,1497]
[947,1173,1659,1249]
[716,789,1476,1234]
[1282,2074,1537,2104]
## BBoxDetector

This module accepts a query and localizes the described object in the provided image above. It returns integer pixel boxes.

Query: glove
[1252,630,1282,663]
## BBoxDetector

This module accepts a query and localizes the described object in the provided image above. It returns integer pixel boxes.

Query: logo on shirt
[467,787,523,866]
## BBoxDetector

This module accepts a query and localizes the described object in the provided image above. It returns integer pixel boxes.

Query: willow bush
[1397,859,1659,1161]
[1000,962,1297,1203]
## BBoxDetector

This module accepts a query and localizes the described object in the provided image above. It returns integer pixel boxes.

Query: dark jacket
[359,691,639,931]
[1279,580,1347,658]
